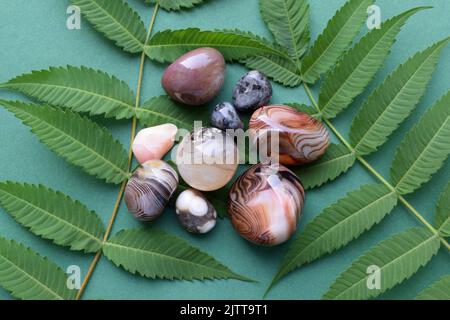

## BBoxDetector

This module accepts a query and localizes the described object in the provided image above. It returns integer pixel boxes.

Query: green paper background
[0,0,449,300]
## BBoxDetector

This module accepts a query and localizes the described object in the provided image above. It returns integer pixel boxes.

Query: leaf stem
[397,195,450,250]
[356,156,396,193]
[75,250,100,300]
[75,4,160,300]
[75,180,127,300]
[302,82,450,250]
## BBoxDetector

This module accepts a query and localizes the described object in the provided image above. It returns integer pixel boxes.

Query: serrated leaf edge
[0,182,104,252]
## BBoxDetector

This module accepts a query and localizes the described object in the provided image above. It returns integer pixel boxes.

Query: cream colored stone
[132,124,178,164]
[176,128,239,192]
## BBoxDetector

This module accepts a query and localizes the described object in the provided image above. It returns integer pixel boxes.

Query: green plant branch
[302,82,450,250]
[75,4,160,300]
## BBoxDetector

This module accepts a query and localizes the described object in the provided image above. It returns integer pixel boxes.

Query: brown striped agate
[228,162,305,246]
[125,160,179,222]
[249,105,330,165]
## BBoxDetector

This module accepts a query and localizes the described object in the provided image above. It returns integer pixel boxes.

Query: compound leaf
[260,0,310,61]
[0,182,105,253]
[103,229,251,281]
[391,91,450,195]
[71,0,147,53]
[350,38,450,156]
[416,275,450,300]
[301,0,374,84]
[0,66,136,120]
[243,55,302,87]
[435,183,450,237]
[319,7,429,119]
[136,95,209,130]
[294,144,356,190]
[0,101,129,184]
[145,0,207,11]
[324,228,440,300]
[145,28,288,63]
[0,237,76,300]
[268,184,397,295]
[285,103,321,118]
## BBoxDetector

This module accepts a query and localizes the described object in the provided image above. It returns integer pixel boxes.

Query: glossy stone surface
[162,48,226,106]
[228,162,305,246]
[132,124,178,164]
[125,160,179,222]
[211,102,244,130]
[232,70,272,112]
[249,105,330,165]
[176,127,239,192]
[176,189,217,234]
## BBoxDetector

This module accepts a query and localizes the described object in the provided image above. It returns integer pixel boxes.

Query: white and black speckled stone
[211,102,244,130]
[175,189,217,234]
[232,70,272,113]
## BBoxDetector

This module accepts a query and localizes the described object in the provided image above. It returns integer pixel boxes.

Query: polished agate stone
[132,124,178,164]
[162,48,226,106]
[232,70,272,112]
[176,128,239,192]
[249,105,330,165]
[176,189,217,234]
[125,160,179,222]
[228,162,305,246]
[211,102,244,130]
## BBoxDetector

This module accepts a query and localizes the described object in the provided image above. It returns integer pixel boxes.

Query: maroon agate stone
[162,48,226,106]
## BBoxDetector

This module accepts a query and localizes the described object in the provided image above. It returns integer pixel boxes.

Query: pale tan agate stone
[176,128,239,192]
[132,124,178,164]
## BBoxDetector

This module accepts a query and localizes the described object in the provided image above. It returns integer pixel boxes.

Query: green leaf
[391,91,450,195]
[136,95,208,130]
[268,184,397,295]
[103,229,251,281]
[350,38,450,156]
[293,144,356,189]
[145,0,206,11]
[435,183,450,237]
[0,182,105,253]
[260,0,310,61]
[323,228,440,300]
[0,237,76,300]
[285,103,321,119]
[0,66,136,120]
[0,101,129,184]
[145,28,288,63]
[71,0,147,53]
[319,7,429,120]
[301,0,374,84]
[416,275,450,300]
[243,55,302,87]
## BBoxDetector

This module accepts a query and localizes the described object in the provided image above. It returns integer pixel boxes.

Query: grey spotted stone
[211,102,244,130]
[232,70,272,113]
